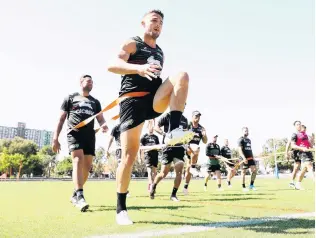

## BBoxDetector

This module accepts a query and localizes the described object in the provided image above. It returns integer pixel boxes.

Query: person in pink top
[290,122,314,190]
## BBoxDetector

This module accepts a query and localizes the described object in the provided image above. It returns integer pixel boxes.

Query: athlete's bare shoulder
[118,38,137,61]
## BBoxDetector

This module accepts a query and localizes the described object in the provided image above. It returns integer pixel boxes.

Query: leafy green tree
[5,137,38,178]
[0,149,21,176]
[38,145,57,177]
[55,156,73,176]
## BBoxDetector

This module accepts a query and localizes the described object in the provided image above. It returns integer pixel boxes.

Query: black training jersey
[206,143,221,157]
[188,122,204,145]
[119,36,164,96]
[140,133,160,159]
[157,113,188,144]
[221,146,232,159]
[61,92,101,132]
[111,125,121,147]
[237,137,253,158]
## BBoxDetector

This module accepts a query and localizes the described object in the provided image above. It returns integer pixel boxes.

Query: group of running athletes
[51,9,314,225]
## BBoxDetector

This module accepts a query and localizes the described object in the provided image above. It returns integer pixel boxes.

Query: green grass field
[0,178,314,238]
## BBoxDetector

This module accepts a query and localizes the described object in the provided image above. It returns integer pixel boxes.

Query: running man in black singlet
[238,127,257,192]
[107,10,193,225]
[221,139,236,188]
[52,75,108,212]
[285,121,302,188]
[140,120,160,192]
[183,110,208,195]
[152,111,189,202]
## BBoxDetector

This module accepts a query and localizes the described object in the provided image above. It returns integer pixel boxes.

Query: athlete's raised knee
[176,71,189,84]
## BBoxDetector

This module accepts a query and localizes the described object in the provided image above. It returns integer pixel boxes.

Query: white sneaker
[295,183,305,190]
[242,187,249,192]
[116,211,133,225]
[289,182,295,189]
[183,188,189,195]
[204,186,207,191]
[227,184,232,189]
[190,167,199,177]
[170,196,180,202]
[70,195,77,205]
[165,128,195,146]
[75,198,89,212]
[217,187,224,191]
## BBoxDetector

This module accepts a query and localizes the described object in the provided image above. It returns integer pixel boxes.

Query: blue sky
[0,0,314,162]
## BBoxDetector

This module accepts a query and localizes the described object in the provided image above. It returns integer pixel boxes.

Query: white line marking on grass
[89,212,315,238]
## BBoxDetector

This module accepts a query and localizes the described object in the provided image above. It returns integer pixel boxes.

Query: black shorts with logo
[291,150,301,163]
[67,130,95,156]
[207,164,221,172]
[161,146,185,165]
[145,155,159,168]
[298,151,314,163]
[241,157,256,170]
[119,82,163,133]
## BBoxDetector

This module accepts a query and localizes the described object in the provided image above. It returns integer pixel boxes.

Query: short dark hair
[144,9,164,19]
[81,74,92,79]
[302,125,306,129]
[293,120,301,126]
[80,74,92,82]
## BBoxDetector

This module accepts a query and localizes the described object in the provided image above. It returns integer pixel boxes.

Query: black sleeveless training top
[119,36,164,96]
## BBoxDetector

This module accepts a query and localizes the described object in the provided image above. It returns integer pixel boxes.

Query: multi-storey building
[0,122,54,149]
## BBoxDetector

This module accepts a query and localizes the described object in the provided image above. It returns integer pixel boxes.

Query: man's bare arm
[201,127,208,144]
[53,111,67,141]
[107,40,140,75]
[106,137,114,153]
[202,135,208,144]
[290,141,307,151]
[96,114,106,126]
[284,140,292,159]
[238,146,246,160]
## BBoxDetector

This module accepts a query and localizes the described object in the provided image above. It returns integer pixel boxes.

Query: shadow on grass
[86,204,201,213]
[187,193,274,197]
[244,218,315,235]
[181,197,275,202]
[136,218,314,235]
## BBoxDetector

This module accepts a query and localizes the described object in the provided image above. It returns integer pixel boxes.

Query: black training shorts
[161,147,185,165]
[241,158,256,170]
[144,155,159,168]
[207,164,221,172]
[119,84,162,133]
[291,150,301,163]
[298,151,314,162]
[67,130,96,156]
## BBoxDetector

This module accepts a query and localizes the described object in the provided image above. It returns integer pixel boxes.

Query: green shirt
[205,142,221,165]
[207,158,220,165]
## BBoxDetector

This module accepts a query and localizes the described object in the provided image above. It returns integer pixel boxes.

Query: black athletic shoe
[149,188,155,200]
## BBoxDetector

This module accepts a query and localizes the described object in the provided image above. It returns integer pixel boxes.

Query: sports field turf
[0,178,314,237]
